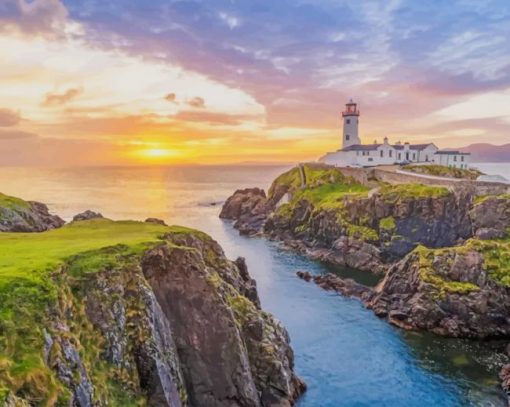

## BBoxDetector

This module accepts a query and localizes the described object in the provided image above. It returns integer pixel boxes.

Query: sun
[131,147,184,163]
[142,148,173,158]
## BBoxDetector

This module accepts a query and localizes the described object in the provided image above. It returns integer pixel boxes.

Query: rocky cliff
[221,165,475,271]
[0,216,304,406]
[221,164,510,340]
[0,192,64,232]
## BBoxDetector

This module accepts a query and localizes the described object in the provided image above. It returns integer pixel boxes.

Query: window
[454,156,457,162]
[398,153,401,160]
[406,152,410,160]
[380,150,383,158]
[412,153,416,160]
[368,158,373,162]
[461,156,464,162]
[346,134,350,140]
[346,119,350,124]
[425,155,429,162]
[389,150,393,158]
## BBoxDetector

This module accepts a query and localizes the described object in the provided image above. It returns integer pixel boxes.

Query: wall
[333,166,510,196]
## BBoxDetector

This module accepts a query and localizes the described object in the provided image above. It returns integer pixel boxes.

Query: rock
[0,195,65,232]
[471,196,510,239]
[499,364,510,405]
[141,234,305,406]
[220,188,272,235]
[366,247,510,338]
[145,217,167,226]
[475,227,506,240]
[297,271,372,299]
[73,210,103,222]
[296,271,312,281]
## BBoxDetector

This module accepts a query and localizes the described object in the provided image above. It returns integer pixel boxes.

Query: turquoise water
[0,164,508,406]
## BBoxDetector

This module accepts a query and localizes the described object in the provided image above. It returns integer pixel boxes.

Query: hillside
[459,143,510,162]
[0,196,304,406]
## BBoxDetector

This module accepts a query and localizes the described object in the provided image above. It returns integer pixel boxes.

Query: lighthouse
[342,99,361,149]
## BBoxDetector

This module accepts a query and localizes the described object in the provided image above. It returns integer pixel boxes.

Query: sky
[0,0,509,166]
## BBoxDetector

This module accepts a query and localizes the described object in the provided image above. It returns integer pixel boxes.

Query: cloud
[173,111,261,126]
[0,0,68,36]
[0,108,21,126]
[164,93,177,103]
[43,87,83,106]
[0,129,38,140]
[187,97,205,108]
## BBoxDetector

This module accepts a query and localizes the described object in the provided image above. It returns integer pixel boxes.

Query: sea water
[1,163,509,406]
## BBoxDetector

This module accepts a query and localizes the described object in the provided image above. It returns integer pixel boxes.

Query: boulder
[220,188,272,235]
[145,217,167,226]
[471,196,510,239]
[73,210,103,222]
[297,271,372,299]
[367,247,510,338]
[0,195,65,232]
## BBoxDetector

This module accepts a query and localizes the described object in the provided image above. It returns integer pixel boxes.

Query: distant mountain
[458,143,510,162]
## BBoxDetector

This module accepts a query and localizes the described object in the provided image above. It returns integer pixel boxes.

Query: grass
[0,192,31,211]
[0,219,170,281]
[379,216,396,231]
[293,183,369,210]
[403,164,482,180]
[414,246,480,297]
[268,163,355,200]
[474,193,510,205]
[0,218,194,404]
[379,183,451,201]
[467,236,510,287]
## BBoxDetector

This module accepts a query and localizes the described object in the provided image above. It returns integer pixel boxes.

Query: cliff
[221,164,510,339]
[222,165,475,271]
[0,192,64,232]
[0,216,304,406]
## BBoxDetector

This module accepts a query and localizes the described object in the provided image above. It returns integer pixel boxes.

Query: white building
[320,100,470,169]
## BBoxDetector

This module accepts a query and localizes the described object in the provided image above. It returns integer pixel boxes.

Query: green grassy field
[0,218,170,281]
[0,218,198,404]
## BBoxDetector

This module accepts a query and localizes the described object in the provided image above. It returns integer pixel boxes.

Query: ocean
[0,162,509,406]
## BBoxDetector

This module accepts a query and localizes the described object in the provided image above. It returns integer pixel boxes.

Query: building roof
[436,150,470,155]
[342,144,381,151]
[392,143,435,151]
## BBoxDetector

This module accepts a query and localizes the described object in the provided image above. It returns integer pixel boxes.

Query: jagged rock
[145,217,167,226]
[471,196,510,239]
[141,234,305,406]
[366,247,510,338]
[73,210,104,222]
[220,188,272,235]
[297,271,371,299]
[500,364,510,405]
[0,195,65,232]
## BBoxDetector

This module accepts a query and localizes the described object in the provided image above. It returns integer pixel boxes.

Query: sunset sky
[1,0,509,166]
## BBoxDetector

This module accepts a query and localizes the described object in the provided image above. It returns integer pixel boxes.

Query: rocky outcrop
[0,193,65,232]
[296,271,371,299]
[265,186,473,264]
[367,245,510,338]
[73,210,104,222]
[470,195,510,240]
[499,364,510,405]
[145,217,168,226]
[219,188,272,235]
[1,225,304,406]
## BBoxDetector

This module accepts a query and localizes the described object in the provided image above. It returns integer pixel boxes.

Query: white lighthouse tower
[342,99,361,148]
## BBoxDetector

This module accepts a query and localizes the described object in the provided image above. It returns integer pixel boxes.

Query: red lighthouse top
[342,99,360,117]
